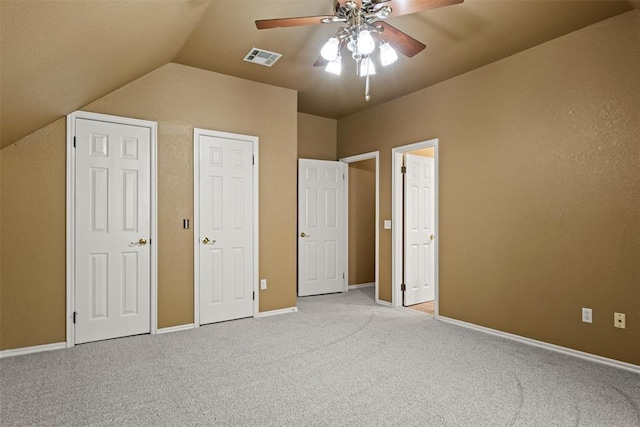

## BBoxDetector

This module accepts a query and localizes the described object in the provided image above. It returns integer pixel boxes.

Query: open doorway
[392,139,439,316]
[340,152,381,304]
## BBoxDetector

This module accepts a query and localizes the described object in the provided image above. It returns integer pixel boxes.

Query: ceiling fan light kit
[356,30,376,55]
[326,55,343,75]
[359,57,376,77]
[379,41,398,66]
[321,37,341,61]
[255,0,463,101]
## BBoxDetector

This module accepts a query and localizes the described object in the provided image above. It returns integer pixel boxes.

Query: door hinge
[400,284,406,292]
[73,136,76,148]
[401,166,407,174]
[73,311,78,324]
[253,291,255,301]
[252,155,255,165]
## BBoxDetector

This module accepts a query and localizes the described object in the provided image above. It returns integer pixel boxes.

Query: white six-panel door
[298,159,345,296]
[404,154,435,305]
[75,118,151,344]
[197,131,255,324]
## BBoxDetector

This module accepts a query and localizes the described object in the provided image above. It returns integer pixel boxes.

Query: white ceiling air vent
[243,48,282,67]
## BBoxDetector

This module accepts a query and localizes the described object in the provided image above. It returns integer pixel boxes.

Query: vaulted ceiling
[1,0,638,149]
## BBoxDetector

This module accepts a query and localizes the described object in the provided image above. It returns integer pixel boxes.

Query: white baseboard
[349,282,374,289]
[438,316,640,374]
[376,299,392,307]
[0,342,67,359]
[157,323,195,334]
[257,307,298,318]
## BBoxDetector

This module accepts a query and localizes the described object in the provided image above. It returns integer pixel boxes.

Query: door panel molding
[404,154,435,305]
[66,111,158,347]
[193,128,259,326]
[392,139,439,312]
[298,159,346,296]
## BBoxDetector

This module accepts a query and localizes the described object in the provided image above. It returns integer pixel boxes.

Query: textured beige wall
[154,123,195,328]
[0,148,2,344]
[0,63,297,348]
[348,159,376,285]
[338,11,640,365]
[297,113,337,161]
[0,119,67,349]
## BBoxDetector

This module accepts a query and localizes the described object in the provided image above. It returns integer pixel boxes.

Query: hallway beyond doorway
[407,300,435,316]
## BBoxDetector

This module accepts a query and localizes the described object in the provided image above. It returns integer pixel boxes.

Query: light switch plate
[384,220,392,230]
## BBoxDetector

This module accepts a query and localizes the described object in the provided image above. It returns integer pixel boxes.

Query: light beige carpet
[1,287,638,426]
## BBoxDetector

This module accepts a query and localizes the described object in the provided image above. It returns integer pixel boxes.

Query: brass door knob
[131,238,147,245]
[202,237,216,245]
[300,232,310,238]
[430,234,435,241]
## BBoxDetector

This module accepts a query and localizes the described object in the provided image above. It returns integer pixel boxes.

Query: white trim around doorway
[66,111,159,348]
[392,139,439,314]
[193,128,260,327]
[339,151,381,305]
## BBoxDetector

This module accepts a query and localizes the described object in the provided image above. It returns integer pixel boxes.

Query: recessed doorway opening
[392,139,439,316]
[340,152,381,304]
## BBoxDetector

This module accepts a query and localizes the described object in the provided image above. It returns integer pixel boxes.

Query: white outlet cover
[614,312,625,329]
[582,307,592,323]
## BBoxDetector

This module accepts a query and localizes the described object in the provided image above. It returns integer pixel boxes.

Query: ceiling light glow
[379,42,398,66]
[320,37,340,61]
[357,30,375,55]
[359,56,376,77]
[325,55,342,75]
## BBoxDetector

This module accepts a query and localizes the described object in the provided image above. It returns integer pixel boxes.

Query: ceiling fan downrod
[255,0,452,101]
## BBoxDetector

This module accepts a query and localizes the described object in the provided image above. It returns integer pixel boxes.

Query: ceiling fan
[256,0,464,101]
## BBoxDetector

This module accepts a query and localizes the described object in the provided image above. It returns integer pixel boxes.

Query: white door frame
[392,139,439,314]
[66,111,159,347]
[193,128,259,327]
[339,151,381,304]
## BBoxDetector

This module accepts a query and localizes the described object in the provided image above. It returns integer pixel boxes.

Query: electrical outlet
[614,312,626,329]
[582,308,592,323]
[260,279,267,290]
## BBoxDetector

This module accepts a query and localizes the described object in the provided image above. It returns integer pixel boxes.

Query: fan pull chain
[365,73,371,101]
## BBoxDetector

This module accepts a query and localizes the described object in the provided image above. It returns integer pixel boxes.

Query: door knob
[430,234,435,241]
[202,237,216,245]
[300,232,310,238]
[131,238,147,245]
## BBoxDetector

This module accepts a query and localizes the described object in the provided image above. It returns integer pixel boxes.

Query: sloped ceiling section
[0,0,211,148]
[1,0,638,149]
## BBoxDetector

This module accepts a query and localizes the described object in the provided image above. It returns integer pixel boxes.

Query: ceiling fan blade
[314,56,329,67]
[384,0,463,18]
[377,22,426,57]
[255,15,337,30]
